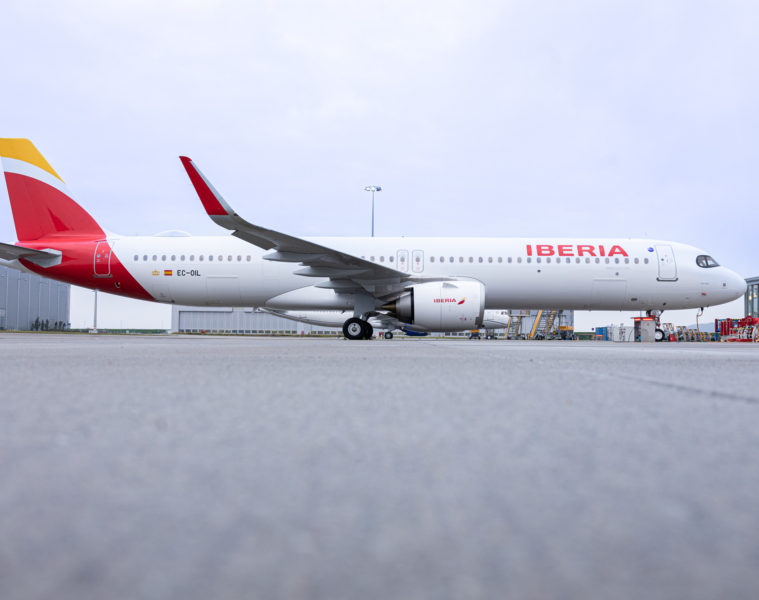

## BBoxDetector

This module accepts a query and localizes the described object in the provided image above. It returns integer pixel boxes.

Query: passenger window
[624,258,629,264]
[171,255,176,261]
[190,255,195,261]
[209,255,213,261]
[546,257,551,263]
[380,256,384,262]
[143,255,148,261]
[152,255,157,261]
[228,256,232,261]
[488,257,492,263]
[450,257,454,263]
[370,256,375,261]
[162,255,166,261]
[181,255,185,261]
[575,258,580,263]
[634,258,639,264]
[247,256,251,261]
[537,257,541,263]
[585,258,589,264]
[237,255,241,261]
[526,257,530,263]
[134,255,138,261]
[517,257,522,263]
[469,257,473,263]
[459,257,463,263]
[389,256,394,262]
[566,258,570,263]
[199,255,204,261]
[605,258,610,264]
[507,257,511,263]
[430,256,435,263]
[218,256,222,261]
[614,258,619,264]
[595,258,600,264]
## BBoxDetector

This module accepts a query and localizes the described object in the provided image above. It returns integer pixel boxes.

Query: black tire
[365,323,374,339]
[384,331,393,340]
[655,328,666,342]
[343,318,366,340]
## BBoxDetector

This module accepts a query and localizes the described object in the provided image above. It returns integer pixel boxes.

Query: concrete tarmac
[1,333,758,600]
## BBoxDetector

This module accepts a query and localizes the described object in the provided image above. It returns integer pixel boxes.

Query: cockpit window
[696,255,719,268]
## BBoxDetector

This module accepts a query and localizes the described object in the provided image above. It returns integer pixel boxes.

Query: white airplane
[0,139,746,340]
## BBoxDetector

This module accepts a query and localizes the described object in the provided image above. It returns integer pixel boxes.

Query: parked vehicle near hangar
[0,139,747,340]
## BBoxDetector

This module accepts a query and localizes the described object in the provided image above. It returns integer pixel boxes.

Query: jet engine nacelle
[383,281,485,331]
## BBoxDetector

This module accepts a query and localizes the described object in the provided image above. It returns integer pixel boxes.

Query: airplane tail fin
[0,138,103,242]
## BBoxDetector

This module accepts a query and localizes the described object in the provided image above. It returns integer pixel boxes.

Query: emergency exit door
[397,250,409,273]
[94,241,112,277]
[412,250,424,273]
[655,245,677,280]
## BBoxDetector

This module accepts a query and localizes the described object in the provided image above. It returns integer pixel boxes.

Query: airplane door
[412,250,424,273]
[397,250,409,273]
[94,241,112,277]
[655,245,677,280]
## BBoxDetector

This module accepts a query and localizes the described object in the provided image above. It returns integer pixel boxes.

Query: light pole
[364,186,381,237]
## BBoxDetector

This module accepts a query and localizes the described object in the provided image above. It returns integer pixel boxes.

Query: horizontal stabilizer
[0,242,62,267]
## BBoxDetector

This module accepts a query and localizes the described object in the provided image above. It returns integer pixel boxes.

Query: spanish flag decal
[164,270,173,276]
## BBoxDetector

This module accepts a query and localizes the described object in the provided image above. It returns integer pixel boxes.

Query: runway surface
[1,333,758,600]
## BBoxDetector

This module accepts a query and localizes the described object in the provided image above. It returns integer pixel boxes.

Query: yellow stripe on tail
[0,138,63,181]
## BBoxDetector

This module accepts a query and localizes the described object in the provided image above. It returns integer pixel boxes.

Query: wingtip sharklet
[179,156,234,218]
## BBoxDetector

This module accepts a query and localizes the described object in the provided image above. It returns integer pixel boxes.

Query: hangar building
[171,305,341,335]
[0,266,71,331]
[746,276,759,318]
[171,304,574,338]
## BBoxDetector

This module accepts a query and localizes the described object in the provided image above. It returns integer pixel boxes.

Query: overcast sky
[1,0,756,330]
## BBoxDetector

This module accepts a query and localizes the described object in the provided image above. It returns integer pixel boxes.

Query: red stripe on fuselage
[19,240,155,302]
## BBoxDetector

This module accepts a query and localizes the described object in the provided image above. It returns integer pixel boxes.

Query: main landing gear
[343,317,373,340]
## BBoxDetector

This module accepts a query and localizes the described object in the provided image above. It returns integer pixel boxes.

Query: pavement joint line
[427,344,759,405]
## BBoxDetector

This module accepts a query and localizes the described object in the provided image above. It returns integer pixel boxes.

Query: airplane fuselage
[12,235,746,315]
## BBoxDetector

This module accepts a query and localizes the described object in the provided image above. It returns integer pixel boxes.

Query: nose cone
[731,271,748,296]
[727,270,747,298]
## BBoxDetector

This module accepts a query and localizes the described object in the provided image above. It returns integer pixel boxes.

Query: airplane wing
[0,242,62,267]
[179,156,448,298]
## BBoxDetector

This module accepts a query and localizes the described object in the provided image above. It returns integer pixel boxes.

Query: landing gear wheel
[655,328,665,342]
[343,318,367,341]
[365,323,374,339]
[384,331,393,340]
